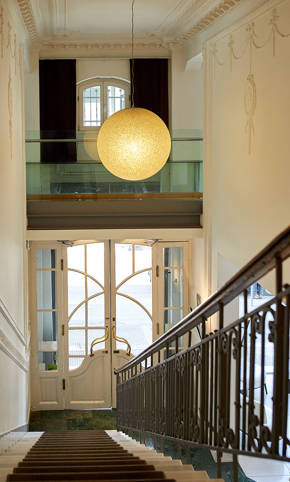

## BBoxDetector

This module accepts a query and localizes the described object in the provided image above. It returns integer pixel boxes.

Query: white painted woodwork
[66,351,110,409]
[29,240,191,409]
[29,0,215,42]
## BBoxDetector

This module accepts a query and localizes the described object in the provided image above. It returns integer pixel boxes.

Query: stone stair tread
[7,471,167,480]
[3,430,223,482]
[18,460,145,466]
[7,478,177,482]
[14,465,156,473]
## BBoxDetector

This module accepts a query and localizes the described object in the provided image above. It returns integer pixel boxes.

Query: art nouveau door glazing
[30,240,190,410]
[64,242,111,409]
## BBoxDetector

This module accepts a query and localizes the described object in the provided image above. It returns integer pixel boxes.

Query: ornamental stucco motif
[208,4,290,154]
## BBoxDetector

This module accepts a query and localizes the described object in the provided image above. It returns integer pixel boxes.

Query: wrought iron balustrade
[115,226,290,481]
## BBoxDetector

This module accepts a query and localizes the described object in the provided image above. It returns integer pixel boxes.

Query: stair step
[7,471,167,480]
[18,460,145,467]
[3,430,223,482]
[8,480,175,482]
[14,465,155,473]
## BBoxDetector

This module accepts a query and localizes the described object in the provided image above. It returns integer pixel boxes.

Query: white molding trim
[0,328,28,372]
[16,0,38,40]
[174,0,243,44]
[0,296,26,346]
[39,37,171,50]
[16,0,246,50]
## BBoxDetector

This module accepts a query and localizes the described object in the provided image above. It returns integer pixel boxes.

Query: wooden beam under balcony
[26,193,203,230]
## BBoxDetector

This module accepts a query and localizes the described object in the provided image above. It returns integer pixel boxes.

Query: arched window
[77,78,130,130]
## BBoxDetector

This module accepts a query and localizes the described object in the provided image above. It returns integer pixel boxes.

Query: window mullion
[103,82,107,122]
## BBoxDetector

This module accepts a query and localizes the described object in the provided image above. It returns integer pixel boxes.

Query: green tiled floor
[29,409,117,431]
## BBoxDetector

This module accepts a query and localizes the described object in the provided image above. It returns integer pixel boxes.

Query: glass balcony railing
[26,132,203,195]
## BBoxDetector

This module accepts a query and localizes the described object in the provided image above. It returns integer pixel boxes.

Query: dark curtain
[130,59,169,127]
[39,59,76,163]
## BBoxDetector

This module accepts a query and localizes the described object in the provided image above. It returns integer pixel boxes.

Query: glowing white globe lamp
[97,107,171,181]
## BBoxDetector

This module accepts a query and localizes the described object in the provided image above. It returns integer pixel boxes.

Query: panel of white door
[66,350,111,409]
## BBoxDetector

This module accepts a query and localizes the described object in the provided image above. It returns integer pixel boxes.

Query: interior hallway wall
[203,0,290,300]
[171,46,203,137]
[0,0,29,440]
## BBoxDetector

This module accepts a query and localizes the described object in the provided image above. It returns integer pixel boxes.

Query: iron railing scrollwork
[115,226,290,480]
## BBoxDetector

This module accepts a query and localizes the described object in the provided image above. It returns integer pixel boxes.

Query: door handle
[112,326,131,356]
[89,326,109,357]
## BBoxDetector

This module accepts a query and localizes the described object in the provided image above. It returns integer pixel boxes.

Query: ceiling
[18,0,243,47]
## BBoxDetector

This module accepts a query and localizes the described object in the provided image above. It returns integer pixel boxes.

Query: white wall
[0,0,29,439]
[203,0,290,298]
[171,46,203,135]
[77,59,130,83]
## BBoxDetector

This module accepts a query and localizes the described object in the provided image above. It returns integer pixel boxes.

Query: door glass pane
[69,305,85,327]
[68,271,85,314]
[119,270,152,314]
[88,329,105,353]
[87,277,103,297]
[115,244,133,286]
[38,312,57,350]
[69,357,84,370]
[116,294,152,357]
[69,330,85,356]
[164,309,183,332]
[36,249,56,269]
[37,271,57,309]
[67,245,85,272]
[88,294,104,327]
[86,243,104,286]
[38,352,57,371]
[135,245,152,271]
[163,268,183,307]
[163,247,183,267]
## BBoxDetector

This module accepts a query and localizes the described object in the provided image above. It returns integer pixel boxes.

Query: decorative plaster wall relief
[8,63,13,160]
[244,74,256,154]
[13,33,17,74]
[208,2,290,155]
[0,5,4,58]
[6,20,10,49]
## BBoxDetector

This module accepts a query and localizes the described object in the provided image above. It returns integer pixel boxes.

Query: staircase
[2,431,224,482]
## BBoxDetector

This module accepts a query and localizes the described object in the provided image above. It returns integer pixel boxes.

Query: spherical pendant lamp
[97,107,171,181]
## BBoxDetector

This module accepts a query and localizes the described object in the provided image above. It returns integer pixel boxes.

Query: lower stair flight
[3,430,224,482]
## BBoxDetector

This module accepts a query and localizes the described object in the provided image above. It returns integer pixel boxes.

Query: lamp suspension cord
[131,0,135,108]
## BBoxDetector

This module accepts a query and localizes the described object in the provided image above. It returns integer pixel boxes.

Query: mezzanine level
[25,135,203,230]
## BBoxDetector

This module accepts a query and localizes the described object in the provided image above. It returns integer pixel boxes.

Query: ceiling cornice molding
[17,0,244,51]
[16,0,38,40]
[39,35,173,51]
[174,0,243,44]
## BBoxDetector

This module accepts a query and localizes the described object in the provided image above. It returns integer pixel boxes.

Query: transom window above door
[78,78,130,130]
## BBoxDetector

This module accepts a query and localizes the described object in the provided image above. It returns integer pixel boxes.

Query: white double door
[29,240,190,410]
